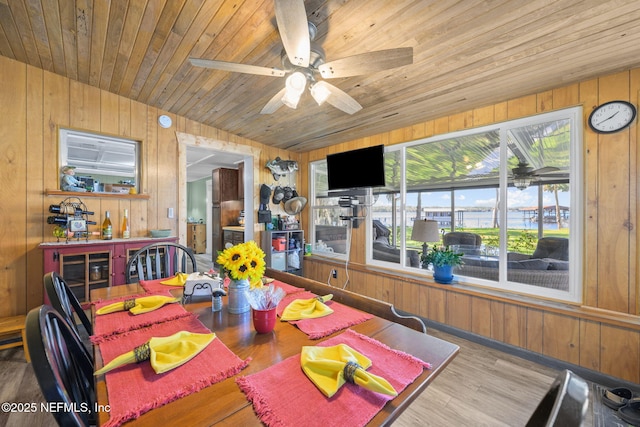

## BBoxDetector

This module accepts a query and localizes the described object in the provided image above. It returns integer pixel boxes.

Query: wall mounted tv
[327,145,386,191]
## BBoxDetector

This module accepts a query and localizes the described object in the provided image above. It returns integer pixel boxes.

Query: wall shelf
[46,189,150,199]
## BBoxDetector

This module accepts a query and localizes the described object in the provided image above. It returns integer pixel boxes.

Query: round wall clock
[158,114,172,128]
[588,100,636,133]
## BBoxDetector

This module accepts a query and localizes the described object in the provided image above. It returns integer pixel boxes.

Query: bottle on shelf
[48,204,94,216]
[122,209,130,238]
[102,211,112,240]
[47,216,68,225]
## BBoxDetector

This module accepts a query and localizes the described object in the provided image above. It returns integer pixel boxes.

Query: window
[59,128,141,193]
[310,107,582,302]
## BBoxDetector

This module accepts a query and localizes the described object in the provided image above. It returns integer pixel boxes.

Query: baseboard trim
[420,317,639,392]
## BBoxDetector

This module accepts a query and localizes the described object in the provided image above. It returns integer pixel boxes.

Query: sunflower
[217,240,266,281]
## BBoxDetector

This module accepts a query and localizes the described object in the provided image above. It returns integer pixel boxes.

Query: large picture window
[310,107,582,302]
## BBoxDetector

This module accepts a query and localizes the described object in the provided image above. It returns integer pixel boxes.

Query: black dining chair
[26,305,95,427]
[125,242,197,284]
[43,272,93,340]
[525,369,589,427]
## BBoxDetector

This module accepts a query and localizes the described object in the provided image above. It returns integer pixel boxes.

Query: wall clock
[158,115,172,128]
[588,100,636,133]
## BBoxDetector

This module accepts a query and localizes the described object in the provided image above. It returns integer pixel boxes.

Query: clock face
[588,101,636,133]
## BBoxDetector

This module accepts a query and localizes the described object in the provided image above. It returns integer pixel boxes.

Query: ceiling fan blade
[532,166,561,175]
[322,82,362,114]
[318,47,413,79]
[260,88,287,114]
[189,58,285,77]
[274,0,310,67]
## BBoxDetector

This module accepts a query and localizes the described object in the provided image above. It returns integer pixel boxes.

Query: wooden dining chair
[125,242,197,283]
[26,305,95,427]
[43,272,93,339]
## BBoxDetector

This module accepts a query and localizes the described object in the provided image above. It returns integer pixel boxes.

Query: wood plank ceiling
[2,0,640,152]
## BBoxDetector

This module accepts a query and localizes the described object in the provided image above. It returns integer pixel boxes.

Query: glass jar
[90,265,101,281]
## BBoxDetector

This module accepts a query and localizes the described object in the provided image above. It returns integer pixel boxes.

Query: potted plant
[421,245,464,284]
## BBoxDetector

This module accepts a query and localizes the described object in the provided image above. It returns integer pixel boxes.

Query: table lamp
[410,219,440,254]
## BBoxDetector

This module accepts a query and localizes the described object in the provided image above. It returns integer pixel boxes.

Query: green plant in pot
[421,245,464,284]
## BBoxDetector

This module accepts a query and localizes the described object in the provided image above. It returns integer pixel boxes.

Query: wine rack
[47,196,96,242]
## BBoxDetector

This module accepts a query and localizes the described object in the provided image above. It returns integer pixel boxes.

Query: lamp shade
[513,176,532,190]
[411,219,440,243]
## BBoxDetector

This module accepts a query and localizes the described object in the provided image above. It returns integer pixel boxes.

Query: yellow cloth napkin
[95,295,181,316]
[280,294,334,321]
[95,330,216,376]
[300,343,397,398]
[160,272,189,286]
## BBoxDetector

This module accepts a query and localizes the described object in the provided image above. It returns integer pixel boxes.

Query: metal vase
[228,278,250,314]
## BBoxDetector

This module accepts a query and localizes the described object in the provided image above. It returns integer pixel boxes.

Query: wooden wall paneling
[600,324,640,383]
[541,312,580,365]
[472,105,495,127]
[145,106,159,230]
[448,110,472,132]
[579,319,601,373]
[156,113,177,231]
[446,292,472,331]
[1,58,26,317]
[471,297,492,337]
[551,83,580,109]
[69,80,101,130]
[26,65,45,311]
[427,287,446,323]
[130,100,149,238]
[506,94,537,119]
[537,90,554,112]
[118,96,131,137]
[581,77,599,308]
[503,304,527,348]
[596,71,632,313]
[100,90,119,135]
[525,308,544,354]
[490,300,505,341]
[398,277,420,315]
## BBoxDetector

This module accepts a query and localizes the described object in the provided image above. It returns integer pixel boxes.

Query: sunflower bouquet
[216,241,266,288]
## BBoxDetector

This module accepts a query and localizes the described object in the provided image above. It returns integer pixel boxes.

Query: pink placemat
[236,329,431,427]
[138,277,179,296]
[265,279,304,295]
[277,291,373,339]
[98,316,250,427]
[91,300,193,344]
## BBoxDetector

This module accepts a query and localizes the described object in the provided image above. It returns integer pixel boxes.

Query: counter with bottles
[39,236,177,302]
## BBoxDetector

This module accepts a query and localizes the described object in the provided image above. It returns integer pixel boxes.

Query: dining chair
[26,305,95,427]
[525,369,589,427]
[43,272,93,339]
[126,242,197,283]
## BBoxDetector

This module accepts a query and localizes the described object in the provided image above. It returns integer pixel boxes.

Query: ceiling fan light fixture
[310,81,331,105]
[513,176,532,190]
[282,71,307,109]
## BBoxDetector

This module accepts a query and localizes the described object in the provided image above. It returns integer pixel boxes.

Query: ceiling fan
[189,0,413,115]
[511,162,564,190]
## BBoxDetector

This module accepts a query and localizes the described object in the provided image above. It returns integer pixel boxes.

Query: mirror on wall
[59,128,141,194]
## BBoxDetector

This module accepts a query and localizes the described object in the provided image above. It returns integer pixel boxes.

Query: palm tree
[543,184,569,228]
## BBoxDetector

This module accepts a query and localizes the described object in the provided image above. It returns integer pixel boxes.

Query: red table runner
[98,316,250,427]
[236,329,431,427]
[91,299,193,344]
[138,278,179,296]
[277,291,373,339]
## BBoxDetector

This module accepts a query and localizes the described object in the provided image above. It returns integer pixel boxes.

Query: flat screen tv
[327,145,385,191]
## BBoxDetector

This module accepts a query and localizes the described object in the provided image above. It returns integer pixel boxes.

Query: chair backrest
[126,242,197,283]
[525,369,589,427]
[443,232,482,247]
[43,272,93,337]
[26,305,95,427]
[532,237,569,261]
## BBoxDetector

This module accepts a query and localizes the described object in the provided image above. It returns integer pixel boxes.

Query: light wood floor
[0,325,597,427]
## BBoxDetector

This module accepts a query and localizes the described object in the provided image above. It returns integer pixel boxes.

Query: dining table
[90,277,460,427]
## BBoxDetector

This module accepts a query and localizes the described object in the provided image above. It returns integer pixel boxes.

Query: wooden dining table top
[90,283,460,426]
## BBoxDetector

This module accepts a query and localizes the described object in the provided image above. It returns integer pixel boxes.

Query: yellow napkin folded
[95,295,181,316]
[301,343,397,398]
[95,330,215,376]
[280,294,334,321]
[160,272,189,286]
